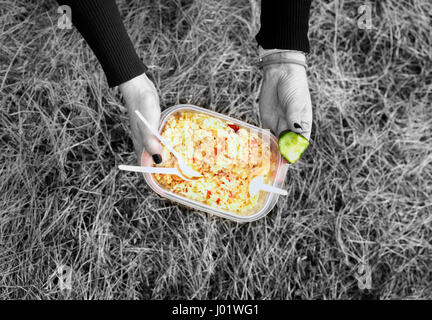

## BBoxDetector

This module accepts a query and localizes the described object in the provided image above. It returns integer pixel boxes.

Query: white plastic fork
[134,110,201,178]
[118,165,193,181]
[249,175,288,197]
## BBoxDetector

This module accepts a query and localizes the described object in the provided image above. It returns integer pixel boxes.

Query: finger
[140,151,153,166]
[278,74,313,140]
[285,99,312,140]
[131,129,144,161]
[276,117,289,136]
[258,77,279,135]
[137,95,163,163]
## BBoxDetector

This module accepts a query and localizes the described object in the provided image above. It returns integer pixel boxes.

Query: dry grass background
[1,0,431,299]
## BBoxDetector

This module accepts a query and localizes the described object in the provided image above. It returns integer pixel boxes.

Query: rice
[153,111,276,215]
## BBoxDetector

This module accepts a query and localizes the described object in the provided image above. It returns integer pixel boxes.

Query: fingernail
[294,122,302,129]
[152,154,162,164]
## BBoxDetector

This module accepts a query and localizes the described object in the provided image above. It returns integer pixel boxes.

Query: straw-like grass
[0,0,431,299]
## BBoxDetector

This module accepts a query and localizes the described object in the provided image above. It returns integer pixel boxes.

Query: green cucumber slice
[278,131,309,164]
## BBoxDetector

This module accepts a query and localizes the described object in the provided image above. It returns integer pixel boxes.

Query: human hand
[258,52,313,140]
[119,73,163,164]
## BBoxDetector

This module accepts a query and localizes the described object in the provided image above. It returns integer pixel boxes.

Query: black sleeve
[57,0,147,87]
[255,0,312,53]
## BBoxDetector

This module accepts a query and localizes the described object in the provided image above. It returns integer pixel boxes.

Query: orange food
[153,111,276,215]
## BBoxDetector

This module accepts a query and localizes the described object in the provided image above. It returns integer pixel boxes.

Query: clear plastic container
[142,104,289,222]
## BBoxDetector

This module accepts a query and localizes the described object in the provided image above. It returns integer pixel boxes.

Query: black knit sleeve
[256,0,312,53]
[57,0,147,87]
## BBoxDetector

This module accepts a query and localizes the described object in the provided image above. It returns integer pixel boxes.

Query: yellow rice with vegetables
[153,111,276,215]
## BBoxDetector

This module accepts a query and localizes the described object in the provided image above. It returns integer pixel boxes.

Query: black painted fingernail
[152,154,162,164]
[294,122,302,129]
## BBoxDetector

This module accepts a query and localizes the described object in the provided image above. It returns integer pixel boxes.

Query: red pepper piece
[228,124,239,132]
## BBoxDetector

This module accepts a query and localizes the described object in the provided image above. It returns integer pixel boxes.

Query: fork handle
[258,183,288,196]
[118,165,178,175]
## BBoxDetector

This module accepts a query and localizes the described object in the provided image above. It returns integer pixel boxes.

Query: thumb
[285,99,312,141]
[135,95,163,164]
[142,129,163,162]
[278,70,313,140]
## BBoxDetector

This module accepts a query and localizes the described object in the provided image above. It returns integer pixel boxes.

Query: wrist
[258,46,307,61]
[119,73,156,105]
[258,46,307,70]
[119,73,147,92]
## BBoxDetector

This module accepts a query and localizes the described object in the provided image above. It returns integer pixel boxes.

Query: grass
[1,0,431,299]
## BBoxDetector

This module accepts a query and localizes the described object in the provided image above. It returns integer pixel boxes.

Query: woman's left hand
[119,73,163,164]
[258,53,313,140]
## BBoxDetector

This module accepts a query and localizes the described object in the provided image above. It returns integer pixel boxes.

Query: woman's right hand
[119,73,163,165]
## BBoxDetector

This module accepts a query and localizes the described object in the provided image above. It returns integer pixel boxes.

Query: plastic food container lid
[141,104,289,222]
